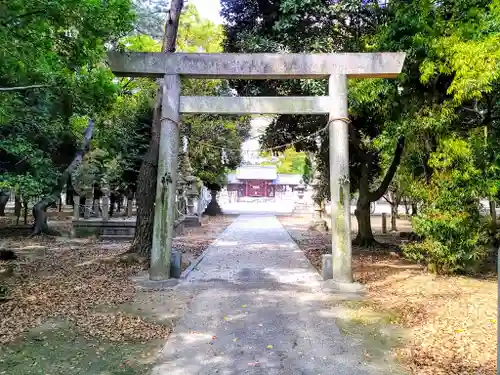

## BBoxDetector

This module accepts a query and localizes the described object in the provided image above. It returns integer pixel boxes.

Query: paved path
[152,216,396,375]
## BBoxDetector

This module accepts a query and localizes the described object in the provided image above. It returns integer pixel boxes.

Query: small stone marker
[321,254,333,281]
[170,249,182,279]
[382,213,387,234]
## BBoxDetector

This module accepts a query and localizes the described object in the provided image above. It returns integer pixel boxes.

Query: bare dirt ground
[0,214,235,374]
[280,214,497,375]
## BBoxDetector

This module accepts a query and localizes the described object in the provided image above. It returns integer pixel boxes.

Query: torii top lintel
[107,52,406,79]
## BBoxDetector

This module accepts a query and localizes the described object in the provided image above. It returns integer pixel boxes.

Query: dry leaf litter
[280,215,496,375]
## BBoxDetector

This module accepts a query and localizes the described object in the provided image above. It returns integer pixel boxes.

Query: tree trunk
[489,200,497,235]
[389,191,400,232]
[109,191,116,217]
[403,196,410,215]
[354,136,405,246]
[130,0,184,257]
[204,190,222,216]
[79,196,86,217]
[66,178,74,206]
[31,120,94,236]
[391,203,398,231]
[354,197,374,246]
[23,201,28,225]
[14,196,21,225]
[116,191,123,212]
[0,193,8,216]
[411,203,417,216]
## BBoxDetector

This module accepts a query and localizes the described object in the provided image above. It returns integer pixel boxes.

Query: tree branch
[1,10,47,27]
[119,78,135,93]
[31,119,94,235]
[368,136,405,202]
[0,85,49,92]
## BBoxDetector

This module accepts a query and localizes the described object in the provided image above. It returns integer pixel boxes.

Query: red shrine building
[226,165,302,198]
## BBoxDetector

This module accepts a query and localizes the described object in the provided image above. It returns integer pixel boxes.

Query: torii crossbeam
[107,51,406,283]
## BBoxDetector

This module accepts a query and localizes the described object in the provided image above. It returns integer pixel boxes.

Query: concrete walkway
[152,215,396,375]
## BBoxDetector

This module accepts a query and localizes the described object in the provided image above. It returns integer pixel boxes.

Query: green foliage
[184,114,246,189]
[260,148,307,175]
[302,155,312,185]
[0,0,135,198]
[223,0,500,259]
[174,5,248,188]
[403,138,491,273]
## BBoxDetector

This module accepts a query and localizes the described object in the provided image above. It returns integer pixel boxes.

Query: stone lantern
[180,135,200,226]
[309,145,328,231]
[296,182,305,200]
[101,183,110,221]
[293,181,309,214]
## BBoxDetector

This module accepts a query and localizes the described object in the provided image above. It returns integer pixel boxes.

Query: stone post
[329,74,352,283]
[101,186,110,221]
[151,75,181,281]
[177,177,187,219]
[73,194,80,220]
[126,192,133,218]
[186,178,197,216]
[309,150,328,231]
[83,189,93,219]
[292,182,308,214]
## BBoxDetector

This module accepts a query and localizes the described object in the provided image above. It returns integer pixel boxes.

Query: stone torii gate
[107,51,406,282]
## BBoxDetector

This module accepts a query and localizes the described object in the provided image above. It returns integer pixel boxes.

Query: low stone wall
[72,217,186,240]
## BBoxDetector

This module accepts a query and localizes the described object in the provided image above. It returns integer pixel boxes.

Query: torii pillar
[107,51,406,282]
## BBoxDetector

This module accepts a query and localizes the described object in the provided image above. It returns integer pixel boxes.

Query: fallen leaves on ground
[279,215,497,375]
[0,239,165,344]
[0,215,236,344]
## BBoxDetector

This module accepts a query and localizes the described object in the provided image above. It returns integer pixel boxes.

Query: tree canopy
[0,0,135,203]
[222,0,500,272]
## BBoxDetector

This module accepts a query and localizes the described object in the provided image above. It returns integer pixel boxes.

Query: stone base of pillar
[321,279,365,295]
[184,215,201,227]
[309,218,329,232]
[321,254,333,281]
[170,249,182,279]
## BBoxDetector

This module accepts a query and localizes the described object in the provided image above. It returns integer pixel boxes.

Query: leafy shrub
[403,208,489,274]
[402,138,495,274]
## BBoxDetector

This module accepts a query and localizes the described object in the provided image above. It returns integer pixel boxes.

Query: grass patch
[0,320,162,375]
[335,303,408,374]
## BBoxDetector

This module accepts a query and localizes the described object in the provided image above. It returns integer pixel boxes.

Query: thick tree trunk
[130,0,184,257]
[204,190,222,216]
[354,197,374,246]
[0,193,8,216]
[31,120,94,236]
[66,178,74,206]
[411,203,417,216]
[354,136,405,246]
